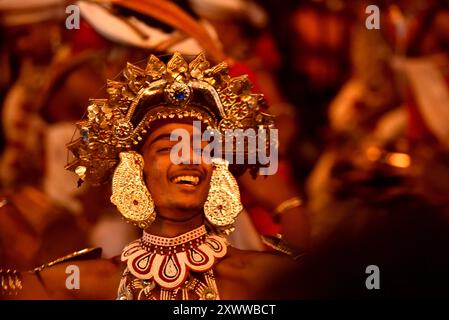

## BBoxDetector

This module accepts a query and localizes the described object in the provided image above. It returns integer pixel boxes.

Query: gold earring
[111,151,156,229]
[204,158,243,234]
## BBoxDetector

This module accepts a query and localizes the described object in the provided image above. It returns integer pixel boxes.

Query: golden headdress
[66,52,274,185]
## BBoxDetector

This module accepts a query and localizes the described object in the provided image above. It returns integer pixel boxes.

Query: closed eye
[157,147,172,153]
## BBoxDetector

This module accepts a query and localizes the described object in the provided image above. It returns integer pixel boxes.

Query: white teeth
[171,175,200,186]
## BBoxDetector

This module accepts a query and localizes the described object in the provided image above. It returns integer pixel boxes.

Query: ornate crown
[66,52,274,185]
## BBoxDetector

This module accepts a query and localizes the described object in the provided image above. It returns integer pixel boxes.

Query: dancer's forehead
[141,118,207,151]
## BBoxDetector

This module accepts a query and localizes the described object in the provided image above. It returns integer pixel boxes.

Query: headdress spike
[145,55,166,80]
[189,52,210,79]
[166,52,189,80]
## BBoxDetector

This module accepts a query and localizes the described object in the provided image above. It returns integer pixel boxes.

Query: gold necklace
[117,225,227,300]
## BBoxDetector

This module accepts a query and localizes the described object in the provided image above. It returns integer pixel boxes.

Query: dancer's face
[140,121,213,217]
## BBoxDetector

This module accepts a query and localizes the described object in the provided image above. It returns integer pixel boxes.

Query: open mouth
[170,175,200,187]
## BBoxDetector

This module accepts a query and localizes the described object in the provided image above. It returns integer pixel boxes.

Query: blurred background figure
[307,0,449,246]
[263,0,354,183]
[0,0,76,269]
[0,0,65,189]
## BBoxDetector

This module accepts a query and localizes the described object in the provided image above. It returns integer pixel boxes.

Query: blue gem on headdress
[174,90,187,101]
[166,81,190,105]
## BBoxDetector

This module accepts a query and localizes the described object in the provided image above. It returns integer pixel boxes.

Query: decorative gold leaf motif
[124,62,146,94]
[166,52,188,80]
[189,52,210,79]
[145,55,166,80]
[228,75,251,95]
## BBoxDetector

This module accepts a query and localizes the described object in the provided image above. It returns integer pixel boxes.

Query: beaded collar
[121,225,228,289]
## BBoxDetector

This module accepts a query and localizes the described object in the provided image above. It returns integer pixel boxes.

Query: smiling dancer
[0,52,300,300]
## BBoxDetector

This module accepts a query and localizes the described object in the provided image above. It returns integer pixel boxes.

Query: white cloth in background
[89,214,138,258]
[399,57,449,148]
[188,0,267,27]
[77,1,221,54]
[227,209,265,251]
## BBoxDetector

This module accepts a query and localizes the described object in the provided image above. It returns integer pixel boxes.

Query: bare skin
[239,171,310,251]
[13,246,297,300]
[9,121,300,299]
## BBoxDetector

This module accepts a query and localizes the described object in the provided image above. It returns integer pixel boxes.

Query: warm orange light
[386,152,411,168]
[366,146,382,161]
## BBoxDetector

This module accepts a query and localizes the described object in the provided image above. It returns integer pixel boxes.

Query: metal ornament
[203,158,243,234]
[111,151,156,229]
